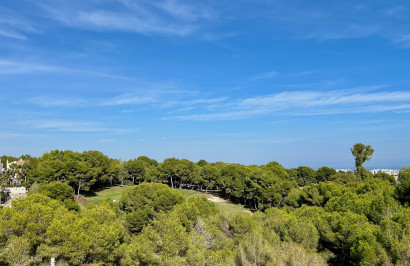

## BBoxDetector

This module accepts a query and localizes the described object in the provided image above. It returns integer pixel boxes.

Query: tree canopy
[351,143,374,168]
[0,148,408,265]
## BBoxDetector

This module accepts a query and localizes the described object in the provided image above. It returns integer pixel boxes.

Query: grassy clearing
[212,199,251,216]
[76,185,251,215]
[76,186,130,208]
[178,188,201,200]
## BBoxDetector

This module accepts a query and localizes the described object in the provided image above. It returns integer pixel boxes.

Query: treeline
[0,180,409,265]
[0,183,326,265]
[1,149,409,265]
[10,149,405,211]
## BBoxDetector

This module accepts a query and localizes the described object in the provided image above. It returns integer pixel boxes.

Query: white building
[6,158,26,170]
[3,159,27,185]
[370,169,400,178]
[336,169,353,172]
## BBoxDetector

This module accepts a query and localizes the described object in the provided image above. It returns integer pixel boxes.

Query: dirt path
[206,195,228,203]
[196,193,253,215]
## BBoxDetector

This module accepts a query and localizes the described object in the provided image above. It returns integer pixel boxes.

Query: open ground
[75,186,251,215]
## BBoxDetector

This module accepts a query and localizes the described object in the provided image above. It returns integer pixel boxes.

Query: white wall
[7,186,27,194]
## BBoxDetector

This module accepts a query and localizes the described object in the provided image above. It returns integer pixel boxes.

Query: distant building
[6,186,26,194]
[336,169,353,173]
[0,161,3,175]
[4,158,27,185]
[6,158,26,170]
[336,168,400,180]
[370,169,400,180]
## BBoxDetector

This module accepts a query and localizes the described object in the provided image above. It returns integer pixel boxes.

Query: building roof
[15,160,26,166]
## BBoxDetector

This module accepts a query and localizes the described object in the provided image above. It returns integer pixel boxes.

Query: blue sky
[1,0,410,169]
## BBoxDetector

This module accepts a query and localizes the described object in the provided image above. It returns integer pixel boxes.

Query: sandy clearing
[207,195,228,203]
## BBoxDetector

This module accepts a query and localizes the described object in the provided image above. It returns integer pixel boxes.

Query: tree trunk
[77,179,82,197]
[170,176,174,188]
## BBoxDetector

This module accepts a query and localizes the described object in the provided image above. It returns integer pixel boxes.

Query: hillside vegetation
[0,146,409,265]
[77,186,250,216]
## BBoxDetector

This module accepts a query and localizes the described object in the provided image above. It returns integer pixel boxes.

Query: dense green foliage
[351,143,375,181]
[0,149,409,265]
[397,167,410,205]
[351,143,374,168]
[37,181,80,211]
[14,150,303,210]
[120,183,185,233]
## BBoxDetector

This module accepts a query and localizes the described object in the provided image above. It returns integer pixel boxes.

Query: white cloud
[0,59,128,79]
[168,89,410,121]
[76,11,197,36]
[0,28,27,40]
[120,109,135,113]
[159,97,227,109]
[0,131,39,138]
[309,24,379,40]
[241,91,410,108]
[245,1,410,48]
[250,71,277,80]
[27,87,410,122]
[28,96,88,107]
[36,0,216,37]
[103,94,158,106]
[385,6,410,20]
[99,139,116,143]
[392,35,410,48]
[0,7,39,39]
[168,110,263,121]
[152,0,216,21]
[19,119,115,133]
[28,93,226,112]
[0,60,56,74]
[27,94,156,108]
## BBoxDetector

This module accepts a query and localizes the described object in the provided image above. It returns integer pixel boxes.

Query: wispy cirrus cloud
[250,71,277,80]
[168,89,410,121]
[149,0,215,21]
[0,28,27,40]
[0,7,39,40]
[19,119,121,133]
[245,1,382,40]
[244,1,410,47]
[28,93,226,112]
[28,96,88,108]
[28,94,156,108]
[392,35,410,48]
[159,97,227,110]
[385,5,410,20]
[28,88,410,121]
[0,59,128,79]
[0,60,56,74]
[35,0,216,37]
[307,24,380,40]
[102,94,158,106]
[0,131,41,138]
[240,91,410,107]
